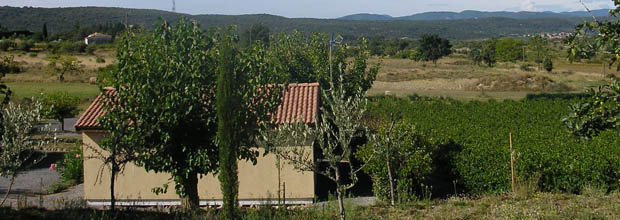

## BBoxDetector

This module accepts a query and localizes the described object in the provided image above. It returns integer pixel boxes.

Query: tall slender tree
[217,36,241,219]
[215,30,286,219]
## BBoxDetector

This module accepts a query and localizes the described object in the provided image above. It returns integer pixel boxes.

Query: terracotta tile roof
[74,83,319,131]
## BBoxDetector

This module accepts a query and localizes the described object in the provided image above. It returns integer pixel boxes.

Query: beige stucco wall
[82,132,315,203]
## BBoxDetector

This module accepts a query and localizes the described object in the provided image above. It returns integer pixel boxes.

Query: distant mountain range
[338,9,610,21]
[0,6,606,40]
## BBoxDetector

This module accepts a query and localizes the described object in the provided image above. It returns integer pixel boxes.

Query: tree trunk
[180,172,200,211]
[110,160,116,210]
[386,149,395,206]
[337,190,346,220]
[0,175,15,206]
[334,166,346,220]
[59,117,65,132]
[110,143,117,211]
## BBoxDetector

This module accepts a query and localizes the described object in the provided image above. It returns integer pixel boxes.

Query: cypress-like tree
[217,37,241,219]
[42,23,48,41]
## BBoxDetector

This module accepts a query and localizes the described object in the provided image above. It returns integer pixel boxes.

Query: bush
[357,122,434,203]
[85,45,96,55]
[520,63,534,72]
[15,39,34,52]
[0,55,21,74]
[543,57,553,72]
[0,39,13,51]
[59,41,86,53]
[96,64,117,85]
[57,143,84,185]
[95,57,105,63]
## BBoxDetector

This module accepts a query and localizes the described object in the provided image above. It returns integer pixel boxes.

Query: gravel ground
[0,152,84,209]
[314,196,377,208]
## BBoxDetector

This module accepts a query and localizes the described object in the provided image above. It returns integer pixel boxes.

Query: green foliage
[0,6,597,41]
[495,38,525,62]
[528,35,548,68]
[468,43,483,66]
[563,81,620,139]
[0,55,21,74]
[563,3,620,140]
[270,31,379,96]
[262,77,369,220]
[415,34,452,64]
[57,143,84,185]
[95,64,116,86]
[368,96,620,194]
[14,39,34,52]
[481,38,497,67]
[357,121,434,203]
[107,18,219,210]
[59,41,86,53]
[568,1,620,70]
[0,39,13,51]
[520,63,534,72]
[95,57,105,63]
[217,36,241,219]
[41,91,80,130]
[240,23,270,47]
[0,100,43,178]
[45,55,82,81]
[543,56,553,72]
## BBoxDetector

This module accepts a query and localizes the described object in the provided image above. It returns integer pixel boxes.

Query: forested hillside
[0,6,592,40]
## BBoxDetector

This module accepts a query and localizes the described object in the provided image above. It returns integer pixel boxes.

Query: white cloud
[520,0,540,11]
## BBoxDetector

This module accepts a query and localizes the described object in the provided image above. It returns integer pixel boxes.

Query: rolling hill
[338,9,610,21]
[0,6,599,40]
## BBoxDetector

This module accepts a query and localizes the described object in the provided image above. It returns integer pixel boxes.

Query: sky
[1,0,615,18]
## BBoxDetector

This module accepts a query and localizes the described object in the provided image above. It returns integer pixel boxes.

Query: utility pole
[172,0,176,12]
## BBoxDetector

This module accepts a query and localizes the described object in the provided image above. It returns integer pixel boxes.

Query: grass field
[368,56,617,100]
[2,191,619,219]
[5,82,100,110]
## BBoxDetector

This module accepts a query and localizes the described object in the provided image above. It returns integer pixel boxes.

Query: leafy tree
[271,31,379,96]
[495,38,525,62]
[543,56,553,72]
[45,55,82,82]
[41,91,80,131]
[468,43,483,65]
[91,88,137,211]
[481,38,497,67]
[263,76,370,220]
[415,34,452,64]
[563,1,620,139]
[357,116,434,205]
[0,101,46,206]
[107,18,219,210]
[240,23,270,47]
[529,35,548,70]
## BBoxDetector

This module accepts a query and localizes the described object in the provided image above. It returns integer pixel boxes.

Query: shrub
[57,143,84,185]
[96,64,117,85]
[0,39,13,51]
[14,39,34,52]
[520,63,534,72]
[95,57,105,63]
[357,122,434,203]
[85,45,96,55]
[543,57,553,72]
[59,41,86,53]
[0,55,21,74]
